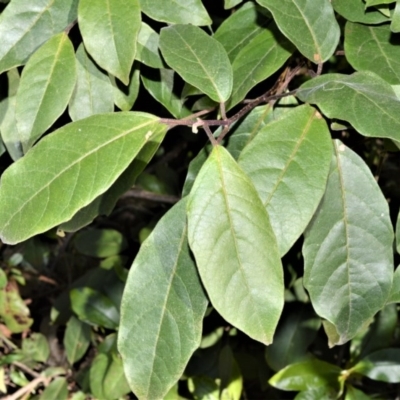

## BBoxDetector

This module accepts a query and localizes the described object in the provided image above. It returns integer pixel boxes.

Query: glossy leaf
[0,112,166,244]
[303,140,394,346]
[136,22,164,69]
[227,26,293,109]
[256,0,340,63]
[0,0,78,74]
[159,25,233,103]
[297,71,400,141]
[269,358,341,391]
[214,2,270,62]
[119,198,208,399]
[187,146,284,345]
[40,377,68,400]
[110,64,140,111]
[69,44,114,121]
[331,0,389,24]
[140,0,211,26]
[70,287,119,329]
[345,22,400,85]
[64,316,91,364]
[15,33,76,152]
[78,0,140,85]
[239,105,332,255]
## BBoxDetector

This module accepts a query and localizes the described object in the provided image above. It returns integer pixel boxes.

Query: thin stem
[203,125,218,146]
[220,102,227,120]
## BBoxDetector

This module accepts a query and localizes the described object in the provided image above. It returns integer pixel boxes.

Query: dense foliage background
[1,0,400,399]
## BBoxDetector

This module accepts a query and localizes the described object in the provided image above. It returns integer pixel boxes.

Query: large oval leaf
[118,198,208,399]
[0,112,166,244]
[15,33,76,153]
[0,0,78,74]
[297,71,400,141]
[345,22,400,85]
[78,0,141,85]
[256,0,340,63]
[187,146,284,345]
[303,140,394,346]
[332,0,389,24]
[139,0,211,26]
[159,25,233,103]
[238,105,332,256]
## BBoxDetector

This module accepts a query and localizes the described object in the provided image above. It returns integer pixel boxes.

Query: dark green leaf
[136,22,164,69]
[303,140,394,345]
[103,354,131,400]
[256,0,340,63]
[297,71,400,141]
[332,0,389,24]
[118,198,208,399]
[159,25,233,103]
[0,112,166,244]
[64,316,91,365]
[15,32,76,152]
[397,210,400,253]
[78,0,140,84]
[0,0,78,74]
[40,377,68,400]
[239,105,332,255]
[219,346,243,400]
[187,146,284,345]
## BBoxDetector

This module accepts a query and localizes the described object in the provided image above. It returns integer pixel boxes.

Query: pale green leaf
[239,105,332,256]
[136,22,164,69]
[391,2,400,32]
[256,0,340,63]
[187,146,284,345]
[332,0,389,24]
[365,0,395,6]
[139,0,211,26]
[0,112,166,244]
[15,33,76,152]
[388,265,400,303]
[214,2,270,62]
[40,377,68,400]
[303,140,394,345]
[118,198,208,399]
[64,316,91,364]
[345,22,400,85]
[78,0,141,84]
[397,209,400,253]
[0,0,78,74]
[159,25,233,103]
[224,0,242,9]
[345,385,372,400]
[227,26,293,109]
[297,71,400,141]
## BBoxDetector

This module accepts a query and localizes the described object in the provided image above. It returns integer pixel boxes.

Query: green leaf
[214,2,270,62]
[332,0,389,24]
[40,377,68,400]
[352,349,400,383]
[345,385,371,400]
[64,316,91,364]
[224,0,243,9]
[303,140,394,346]
[227,26,293,109]
[0,0,78,74]
[219,346,243,400]
[118,198,208,399]
[297,71,400,141]
[238,105,332,255]
[269,358,341,391]
[139,0,211,26]
[344,22,400,85]
[391,2,400,32]
[15,32,76,152]
[187,146,284,345]
[78,0,141,85]
[256,0,340,63]
[0,112,166,244]
[136,22,164,69]
[265,304,321,372]
[159,25,233,103]
[70,287,119,329]
[397,210,400,253]
[365,0,395,6]
[388,265,400,303]
[21,332,50,362]
[68,44,114,121]
[110,63,140,111]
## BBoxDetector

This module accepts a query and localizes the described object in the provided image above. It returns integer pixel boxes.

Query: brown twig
[4,375,50,400]
[120,188,180,204]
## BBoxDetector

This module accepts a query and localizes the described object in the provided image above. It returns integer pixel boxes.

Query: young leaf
[303,140,394,346]
[0,0,78,74]
[140,0,211,26]
[69,44,113,121]
[331,0,389,24]
[118,198,208,400]
[159,25,233,103]
[345,22,400,85]
[64,316,91,364]
[187,146,284,345]
[15,33,76,152]
[227,26,293,109]
[0,112,166,244]
[136,23,164,69]
[256,0,340,63]
[297,71,400,141]
[238,105,332,256]
[78,0,140,85]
